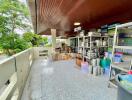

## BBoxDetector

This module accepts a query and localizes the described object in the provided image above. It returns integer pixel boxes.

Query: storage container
[116,74,132,100]
[81,62,88,73]
[104,67,110,76]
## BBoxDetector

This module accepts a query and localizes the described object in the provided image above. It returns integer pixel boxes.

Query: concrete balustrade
[0,47,51,100]
[33,47,52,59]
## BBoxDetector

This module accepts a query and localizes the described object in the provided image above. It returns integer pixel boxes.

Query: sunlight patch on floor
[42,67,54,75]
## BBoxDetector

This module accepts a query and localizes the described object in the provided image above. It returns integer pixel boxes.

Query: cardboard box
[76,58,82,67]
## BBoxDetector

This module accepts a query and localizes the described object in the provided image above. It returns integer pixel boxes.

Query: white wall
[56,38,70,46]
[33,47,52,59]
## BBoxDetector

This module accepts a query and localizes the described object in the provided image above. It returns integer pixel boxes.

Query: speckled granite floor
[21,58,117,100]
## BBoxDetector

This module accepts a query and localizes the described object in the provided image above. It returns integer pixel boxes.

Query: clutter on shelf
[109,22,132,88]
[116,74,132,100]
[69,22,132,84]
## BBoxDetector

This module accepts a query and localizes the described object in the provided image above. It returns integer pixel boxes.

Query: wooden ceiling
[27,0,132,36]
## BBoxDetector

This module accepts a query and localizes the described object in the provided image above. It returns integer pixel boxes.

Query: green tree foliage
[0,0,30,33]
[0,0,49,56]
[23,32,34,42]
[0,0,31,55]
[23,32,48,46]
[14,38,29,53]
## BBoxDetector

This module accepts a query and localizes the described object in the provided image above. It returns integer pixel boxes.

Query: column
[51,29,56,52]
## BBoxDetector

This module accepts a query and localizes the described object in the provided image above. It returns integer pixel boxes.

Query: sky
[16,0,32,35]
[19,0,27,4]
[17,0,52,43]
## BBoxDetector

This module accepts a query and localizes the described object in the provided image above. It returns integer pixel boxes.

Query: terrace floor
[21,58,117,100]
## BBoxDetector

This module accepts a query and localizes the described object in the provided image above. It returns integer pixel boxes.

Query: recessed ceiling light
[74,22,80,26]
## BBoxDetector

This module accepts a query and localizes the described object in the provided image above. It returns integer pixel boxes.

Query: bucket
[81,62,88,73]
[100,58,107,68]
[100,58,111,68]
[104,67,110,76]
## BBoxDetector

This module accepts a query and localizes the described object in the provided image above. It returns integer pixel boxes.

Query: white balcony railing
[0,47,52,100]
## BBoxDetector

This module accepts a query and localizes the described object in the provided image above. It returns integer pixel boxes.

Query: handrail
[0,73,17,100]
[0,47,51,100]
[0,48,34,100]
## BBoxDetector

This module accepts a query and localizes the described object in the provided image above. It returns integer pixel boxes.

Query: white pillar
[51,29,56,52]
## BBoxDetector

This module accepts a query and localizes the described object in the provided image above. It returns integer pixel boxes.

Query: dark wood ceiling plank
[31,0,132,35]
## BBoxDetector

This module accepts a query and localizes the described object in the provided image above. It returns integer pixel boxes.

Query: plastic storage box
[116,74,132,100]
